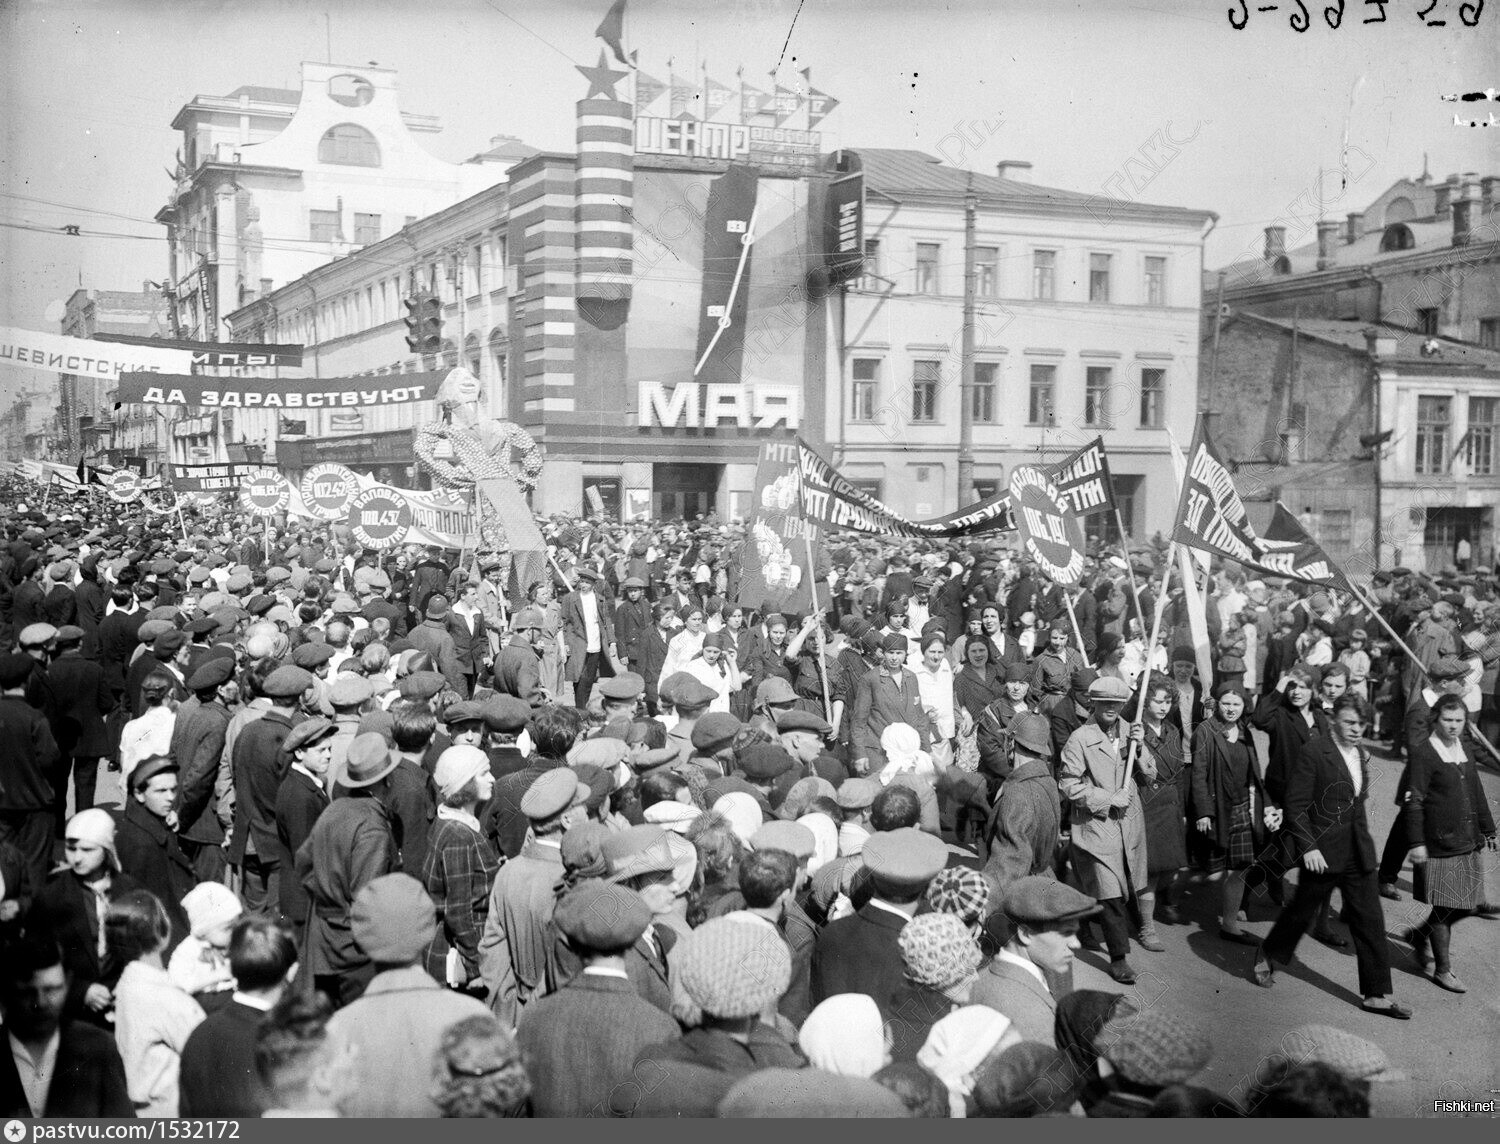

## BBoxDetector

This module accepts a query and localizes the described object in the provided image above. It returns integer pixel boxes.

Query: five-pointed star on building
[577,50,629,101]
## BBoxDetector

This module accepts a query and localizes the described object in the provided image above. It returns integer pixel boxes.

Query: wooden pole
[1062,587,1092,668]
[1113,502,1147,634]
[799,519,833,724]
[1124,545,1177,784]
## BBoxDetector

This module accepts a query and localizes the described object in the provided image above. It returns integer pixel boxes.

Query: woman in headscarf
[799,993,891,1077]
[951,607,986,669]
[422,746,501,991]
[916,1005,1022,1117]
[797,812,839,877]
[887,913,983,1061]
[1134,672,1190,944]
[953,637,1004,769]
[1191,683,1268,944]
[681,629,742,714]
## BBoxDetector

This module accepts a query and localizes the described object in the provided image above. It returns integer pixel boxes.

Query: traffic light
[403,293,444,354]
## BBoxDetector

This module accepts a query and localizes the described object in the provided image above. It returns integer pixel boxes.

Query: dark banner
[693,164,758,384]
[1049,436,1116,517]
[94,333,304,368]
[167,462,259,492]
[737,439,823,615]
[116,371,444,409]
[1174,418,1350,590]
[796,437,1015,537]
[824,168,865,285]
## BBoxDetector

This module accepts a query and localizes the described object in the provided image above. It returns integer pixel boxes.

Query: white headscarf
[797,812,838,875]
[643,800,701,834]
[879,722,933,783]
[799,994,889,1077]
[712,792,763,846]
[917,1006,1017,1118]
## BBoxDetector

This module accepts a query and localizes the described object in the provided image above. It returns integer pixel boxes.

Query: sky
[1,0,1495,406]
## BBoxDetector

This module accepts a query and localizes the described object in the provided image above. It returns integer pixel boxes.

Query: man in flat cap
[45,624,111,830]
[516,882,679,1117]
[273,717,338,940]
[971,876,1100,1045]
[850,631,933,777]
[170,656,237,883]
[775,708,847,788]
[984,711,1063,895]
[561,566,618,708]
[406,595,465,696]
[115,755,195,952]
[230,665,312,917]
[1058,675,1151,984]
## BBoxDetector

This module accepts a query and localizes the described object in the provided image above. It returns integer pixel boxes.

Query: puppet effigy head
[436,367,482,410]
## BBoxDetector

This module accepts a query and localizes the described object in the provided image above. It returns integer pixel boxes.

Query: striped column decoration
[507,154,578,419]
[575,78,634,322]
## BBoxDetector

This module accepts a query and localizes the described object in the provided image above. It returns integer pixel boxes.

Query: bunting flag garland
[634,69,667,115]
[669,71,699,120]
[772,84,803,127]
[703,72,736,119]
[739,79,772,118]
[807,87,839,127]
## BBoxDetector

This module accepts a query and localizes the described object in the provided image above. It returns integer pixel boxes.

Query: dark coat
[1281,736,1377,874]
[74,578,106,660]
[0,693,59,810]
[446,607,489,677]
[28,869,142,1022]
[1189,718,1266,854]
[406,618,465,695]
[1404,739,1496,859]
[46,653,113,758]
[811,902,909,1014]
[170,696,231,847]
[0,1019,135,1117]
[12,579,47,634]
[228,707,298,865]
[615,596,654,668]
[984,756,1061,891]
[43,583,78,627]
[633,1023,804,1084]
[977,694,1038,786]
[492,637,548,708]
[516,972,681,1118]
[114,799,195,950]
[560,589,617,683]
[297,793,398,979]
[1251,690,1328,807]
[487,756,566,859]
[850,667,932,768]
[1137,719,1189,874]
[886,980,957,1061]
[274,767,329,924]
[124,651,183,719]
[96,607,145,697]
[178,998,270,1117]
[360,597,408,639]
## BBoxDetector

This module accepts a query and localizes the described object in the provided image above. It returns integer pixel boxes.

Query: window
[1089,253,1112,303]
[1280,402,1306,464]
[1144,256,1167,306]
[971,362,998,423]
[465,334,482,377]
[915,243,941,294]
[1467,396,1500,476]
[974,246,998,297]
[1032,250,1056,300]
[861,238,881,285]
[1417,308,1439,336]
[1479,318,1500,349]
[851,358,880,422]
[1140,367,1165,427]
[1028,364,1056,425]
[1320,510,1352,554]
[489,329,508,391]
[912,360,940,422]
[1415,396,1451,475]
[318,124,381,167]
[309,209,340,242]
[1085,366,1113,427]
[353,212,380,245]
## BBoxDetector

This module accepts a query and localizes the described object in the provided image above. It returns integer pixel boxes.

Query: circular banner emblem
[347,486,412,549]
[243,471,292,516]
[106,470,142,504]
[1008,464,1085,584]
[300,463,358,520]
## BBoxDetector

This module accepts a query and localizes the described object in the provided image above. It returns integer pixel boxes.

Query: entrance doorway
[583,476,621,521]
[1423,506,1488,572]
[653,463,720,521]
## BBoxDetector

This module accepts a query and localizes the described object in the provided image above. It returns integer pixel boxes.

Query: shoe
[1219,926,1260,946]
[1360,999,1412,1020]
[1157,903,1182,925]
[1378,882,1402,901]
[1135,928,1166,952]
[1432,971,1467,994]
[1313,928,1350,949]
[1472,902,1499,919]
[1251,949,1275,988]
[1109,960,1138,985]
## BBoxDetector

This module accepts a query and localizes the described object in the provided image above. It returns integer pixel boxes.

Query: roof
[856,148,1209,218]
[223,85,301,105]
[1233,314,1500,369]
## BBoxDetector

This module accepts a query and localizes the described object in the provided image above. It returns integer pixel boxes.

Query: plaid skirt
[1414,850,1484,910]
[1205,799,1256,873]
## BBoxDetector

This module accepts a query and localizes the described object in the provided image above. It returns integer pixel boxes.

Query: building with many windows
[832,150,1215,539]
[57,287,172,467]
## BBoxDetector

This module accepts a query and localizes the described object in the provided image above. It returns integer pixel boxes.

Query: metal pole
[1062,588,1092,668]
[1206,269,1226,411]
[956,187,978,507]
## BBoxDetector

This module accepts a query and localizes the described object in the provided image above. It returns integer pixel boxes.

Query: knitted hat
[350,874,437,964]
[1282,1024,1405,1083]
[1097,1009,1212,1086]
[898,912,982,989]
[676,917,791,1018]
[923,866,992,926]
[182,882,243,939]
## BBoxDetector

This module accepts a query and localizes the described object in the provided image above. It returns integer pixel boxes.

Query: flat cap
[671,678,718,710]
[602,824,678,882]
[1002,874,1101,926]
[263,665,316,698]
[328,674,373,708]
[861,827,947,888]
[1282,1024,1404,1083]
[442,699,486,726]
[620,576,647,590]
[54,624,85,646]
[1010,712,1053,757]
[1087,676,1132,702]
[657,671,696,707]
[129,755,179,791]
[1099,1009,1212,1087]
[1429,655,1470,680]
[350,874,437,963]
[552,883,651,953]
[184,616,220,638]
[774,708,830,735]
[225,572,253,594]
[755,677,798,705]
[186,657,235,691]
[750,820,816,860]
[690,711,742,752]
[483,695,530,733]
[0,652,35,689]
[519,767,589,821]
[737,742,794,782]
[836,777,881,811]
[153,629,189,657]
[264,566,291,584]
[880,632,909,653]
[598,672,645,701]
[282,716,338,756]
[290,642,335,669]
[396,670,446,700]
[17,623,58,648]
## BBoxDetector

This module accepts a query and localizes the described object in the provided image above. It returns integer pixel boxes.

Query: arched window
[1383,197,1415,226]
[465,333,481,377]
[1380,224,1415,252]
[318,124,380,167]
[488,328,508,393]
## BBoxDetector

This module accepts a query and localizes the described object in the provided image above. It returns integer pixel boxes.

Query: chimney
[996,160,1032,182]
[1434,176,1456,218]
[1452,180,1477,246]
[1316,219,1339,269]
[1264,225,1286,260]
[1345,211,1363,244]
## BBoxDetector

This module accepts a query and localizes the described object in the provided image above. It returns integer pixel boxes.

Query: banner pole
[799,518,833,724]
[1125,544,1177,785]
[1113,503,1147,635]
[1062,587,1092,668]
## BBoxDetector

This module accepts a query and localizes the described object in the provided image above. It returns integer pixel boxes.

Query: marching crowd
[0,472,1494,1118]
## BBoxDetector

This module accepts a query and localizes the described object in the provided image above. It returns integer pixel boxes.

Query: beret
[314,558,335,574]
[149,558,175,576]
[690,711,742,751]
[130,755,179,790]
[153,629,189,656]
[0,653,35,688]
[263,665,316,698]
[836,777,881,810]
[737,742,794,782]
[598,672,645,701]
[749,820,816,860]
[880,633,909,653]
[443,699,486,725]
[350,874,437,963]
[861,827,947,888]
[1087,676,1132,702]
[774,708,831,735]
[396,671,446,700]
[755,677,798,705]
[673,679,718,709]
[290,642,335,669]
[328,674,373,708]
[519,767,588,820]
[226,572,253,594]
[483,695,530,733]
[1002,874,1101,926]
[282,716,338,755]
[186,657,235,691]
[552,883,651,953]
[676,917,791,1019]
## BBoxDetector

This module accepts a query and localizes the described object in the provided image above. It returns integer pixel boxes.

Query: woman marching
[1133,673,1190,944]
[1401,692,1498,993]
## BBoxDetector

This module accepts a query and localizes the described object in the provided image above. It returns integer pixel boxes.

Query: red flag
[594,0,630,67]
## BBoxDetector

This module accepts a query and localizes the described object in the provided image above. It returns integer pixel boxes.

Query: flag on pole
[1048,436,1116,517]
[1166,426,1215,689]
[594,0,631,67]
[633,69,667,114]
[703,72,735,119]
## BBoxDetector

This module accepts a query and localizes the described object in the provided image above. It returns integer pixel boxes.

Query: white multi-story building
[833,150,1215,540]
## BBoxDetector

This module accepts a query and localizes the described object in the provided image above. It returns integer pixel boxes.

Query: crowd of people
[0,471,1494,1118]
